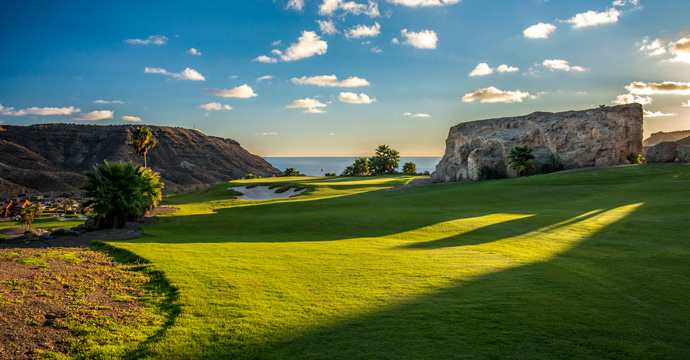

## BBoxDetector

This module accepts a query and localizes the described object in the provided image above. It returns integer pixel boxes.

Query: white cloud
[523,22,556,39]
[671,35,690,63]
[338,92,376,104]
[72,110,114,121]
[391,38,399,44]
[461,86,531,103]
[385,0,460,7]
[286,98,328,108]
[280,31,328,62]
[271,49,283,56]
[345,22,381,39]
[469,63,493,76]
[639,38,668,56]
[639,35,690,63]
[612,94,652,105]
[253,55,278,63]
[496,64,519,73]
[271,40,282,47]
[144,67,206,81]
[565,8,620,29]
[612,0,639,7]
[0,104,80,116]
[643,110,676,118]
[205,84,258,98]
[682,100,690,107]
[199,102,233,110]
[256,75,275,82]
[93,100,125,104]
[291,75,370,87]
[403,112,431,117]
[317,19,338,35]
[125,35,168,45]
[287,0,305,10]
[303,108,326,113]
[261,132,279,136]
[122,116,142,122]
[186,48,201,56]
[400,29,438,49]
[371,47,383,53]
[318,0,380,17]
[542,59,586,72]
[625,81,690,95]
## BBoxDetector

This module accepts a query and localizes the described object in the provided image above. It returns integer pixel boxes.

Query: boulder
[645,141,677,163]
[431,104,643,182]
[50,229,67,237]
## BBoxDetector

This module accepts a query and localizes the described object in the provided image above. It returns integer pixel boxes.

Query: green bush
[676,149,688,163]
[477,165,501,181]
[283,167,300,177]
[244,174,255,179]
[627,152,643,164]
[508,145,535,177]
[324,172,336,177]
[541,154,565,173]
[402,162,417,175]
[340,166,355,176]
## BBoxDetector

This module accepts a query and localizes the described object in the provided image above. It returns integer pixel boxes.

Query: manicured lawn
[106,165,690,359]
[0,215,86,232]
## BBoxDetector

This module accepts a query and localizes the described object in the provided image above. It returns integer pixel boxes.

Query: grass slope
[108,166,690,359]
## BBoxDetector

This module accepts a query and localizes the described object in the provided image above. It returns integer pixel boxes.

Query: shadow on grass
[90,241,182,360]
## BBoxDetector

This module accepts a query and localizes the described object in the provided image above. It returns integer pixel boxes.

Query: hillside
[0,124,281,195]
[643,130,690,147]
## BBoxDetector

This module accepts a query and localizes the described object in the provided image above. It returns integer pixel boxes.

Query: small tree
[19,207,36,230]
[352,157,370,175]
[508,145,535,177]
[131,126,157,168]
[402,161,417,174]
[340,166,355,176]
[372,145,400,174]
[283,167,300,176]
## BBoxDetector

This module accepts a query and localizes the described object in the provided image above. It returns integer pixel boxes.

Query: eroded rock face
[645,141,677,163]
[431,104,643,182]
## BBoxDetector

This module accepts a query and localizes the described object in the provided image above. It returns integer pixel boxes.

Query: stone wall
[431,104,643,182]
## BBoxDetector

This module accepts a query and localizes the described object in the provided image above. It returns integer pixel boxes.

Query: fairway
[107,165,690,359]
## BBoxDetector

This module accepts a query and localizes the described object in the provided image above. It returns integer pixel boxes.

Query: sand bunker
[228,186,306,200]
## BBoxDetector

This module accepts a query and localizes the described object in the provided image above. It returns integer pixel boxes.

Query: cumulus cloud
[199,102,233,110]
[523,22,557,39]
[643,110,676,118]
[93,100,125,104]
[542,59,586,72]
[371,47,383,53]
[625,81,690,95]
[125,35,168,45]
[204,84,258,98]
[186,48,201,56]
[612,0,639,7]
[385,0,460,6]
[469,63,493,77]
[121,116,142,122]
[291,75,370,87]
[286,0,305,10]
[253,55,278,63]
[286,98,328,108]
[0,104,80,116]
[318,0,380,17]
[144,67,206,81]
[639,38,668,56]
[671,35,690,63]
[317,19,338,35]
[400,29,438,49]
[338,92,376,104]
[403,112,431,118]
[280,31,328,62]
[565,8,620,29]
[612,94,653,105]
[461,87,532,103]
[683,100,690,107]
[72,110,114,121]
[391,38,399,44]
[496,64,519,73]
[303,108,326,114]
[256,75,275,82]
[345,22,381,39]
[639,35,690,63]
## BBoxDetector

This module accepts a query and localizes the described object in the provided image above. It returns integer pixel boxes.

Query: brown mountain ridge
[0,124,281,196]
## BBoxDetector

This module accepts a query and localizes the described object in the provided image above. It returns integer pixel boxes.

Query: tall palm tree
[374,144,400,174]
[131,126,157,168]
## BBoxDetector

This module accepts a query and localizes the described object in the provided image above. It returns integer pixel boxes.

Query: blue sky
[1,0,689,156]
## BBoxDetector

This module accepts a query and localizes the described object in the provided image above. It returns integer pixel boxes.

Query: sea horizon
[264,156,443,176]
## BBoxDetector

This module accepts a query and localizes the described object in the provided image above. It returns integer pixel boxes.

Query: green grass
[0,216,86,232]
[102,165,690,359]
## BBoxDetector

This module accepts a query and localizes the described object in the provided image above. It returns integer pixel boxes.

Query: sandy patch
[228,186,306,200]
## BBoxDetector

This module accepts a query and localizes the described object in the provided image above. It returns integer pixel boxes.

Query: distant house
[1,200,30,218]
[1,200,13,218]
[14,199,30,210]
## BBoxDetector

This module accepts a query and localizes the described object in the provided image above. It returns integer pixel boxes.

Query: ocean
[263,157,443,176]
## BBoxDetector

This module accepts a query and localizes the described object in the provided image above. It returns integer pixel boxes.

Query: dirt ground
[0,206,177,249]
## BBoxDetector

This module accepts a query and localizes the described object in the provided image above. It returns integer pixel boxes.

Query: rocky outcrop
[0,124,281,195]
[644,134,690,163]
[431,104,643,182]
[643,130,690,147]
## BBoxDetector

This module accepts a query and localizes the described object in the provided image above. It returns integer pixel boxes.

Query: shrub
[324,172,336,177]
[541,154,565,173]
[340,166,355,176]
[676,149,688,163]
[508,145,535,177]
[352,157,370,175]
[283,167,300,177]
[627,152,643,164]
[477,165,500,181]
[244,174,255,179]
[402,162,417,175]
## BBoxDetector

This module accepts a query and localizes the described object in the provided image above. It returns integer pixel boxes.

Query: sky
[1,0,689,156]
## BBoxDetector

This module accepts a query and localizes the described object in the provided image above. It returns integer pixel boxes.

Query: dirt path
[0,206,177,249]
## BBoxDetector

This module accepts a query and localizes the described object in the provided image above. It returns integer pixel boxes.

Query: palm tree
[81,161,164,228]
[402,161,417,175]
[373,145,400,174]
[131,126,157,168]
[508,145,535,177]
[352,157,370,175]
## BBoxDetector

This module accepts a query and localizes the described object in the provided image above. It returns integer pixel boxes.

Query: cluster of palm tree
[341,145,401,176]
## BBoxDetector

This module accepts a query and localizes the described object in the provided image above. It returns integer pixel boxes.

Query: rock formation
[644,133,690,163]
[431,104,643,182]
[0,124,281,195]
[643,130,690,147]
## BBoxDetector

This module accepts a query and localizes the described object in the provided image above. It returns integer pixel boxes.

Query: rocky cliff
[0,124,281,195]
[643,130,690,147]
[431,104,643,182]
